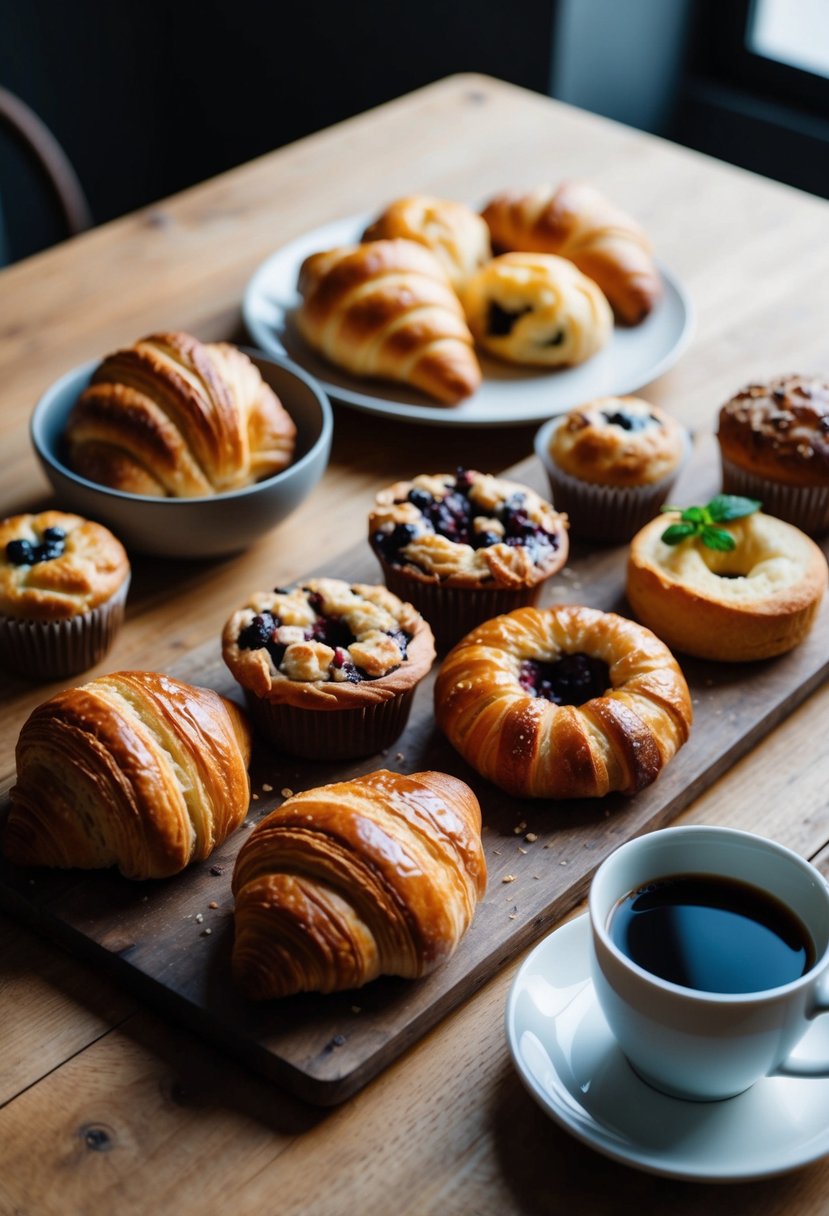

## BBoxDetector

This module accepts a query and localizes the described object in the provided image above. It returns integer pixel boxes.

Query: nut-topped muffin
[369,468,569,649]
[536,397,689,544]
[222,577,435,759]
[0,511,130,679]
[717,375,829,534]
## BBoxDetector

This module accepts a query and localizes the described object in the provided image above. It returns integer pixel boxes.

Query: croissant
[461,252,613,367]
[362,196,491,290]
[231,769,486,998]
[481,182,662,324]
[296,239,482,405]
[4,671,252,879]
[65,331,297,496]
[435,605,692,799]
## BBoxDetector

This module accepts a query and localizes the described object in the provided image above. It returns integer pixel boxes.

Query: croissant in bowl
[64,331,297,497]
[231,769,487,998]
[4,670,252,879]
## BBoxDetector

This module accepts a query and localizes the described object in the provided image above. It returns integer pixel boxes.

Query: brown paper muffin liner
[542,431,691,545]
[243,686,416,760]
[0,575,130,682]
[720,456,829,536]
[378,562,542,652]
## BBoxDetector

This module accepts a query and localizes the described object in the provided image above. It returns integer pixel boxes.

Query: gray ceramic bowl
[30,351,333,558]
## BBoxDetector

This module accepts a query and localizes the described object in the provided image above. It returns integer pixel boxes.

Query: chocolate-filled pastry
[461,252,612,367]
[65,331,296,497]
[362,196,491,290]
[481,181,661,324]
[296,239,482,404]
[435,604,692,799]
[231,769,486,998]
[4,671,252,878]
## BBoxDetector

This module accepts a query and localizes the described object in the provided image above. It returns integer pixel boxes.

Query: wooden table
[1,74,829,1214]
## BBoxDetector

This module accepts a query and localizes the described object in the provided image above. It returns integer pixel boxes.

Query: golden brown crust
[296,239,482,405]
[65,332,296,497]
[717,375,829,488]
[362,196,491,290]
[231,769,486,998]
[434,604,692,799]
[549,397,687,487]
[0,511,130,621]
[461,252,612,367]
[481,181,661,324]
[626,511,828,661]
[4,671,252,879]
[368,470,568,589]
[222,577,435,708]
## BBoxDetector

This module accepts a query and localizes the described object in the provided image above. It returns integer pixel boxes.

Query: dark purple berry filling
[602,410,661,432]
[486,301,532,336]
[518,653,610,706]
[6,526,67,566]
[374,470,559,567]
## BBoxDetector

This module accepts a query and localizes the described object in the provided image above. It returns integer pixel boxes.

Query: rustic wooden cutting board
[1,444,827,1105]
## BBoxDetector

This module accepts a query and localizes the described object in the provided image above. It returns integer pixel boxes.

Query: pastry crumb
[201,928,212,937]
[281,787,294,798]
[262,782,273,792]
[195,912,204,924]
[208,901,219,910]
[525,832,538,843]
[502,874,516,884]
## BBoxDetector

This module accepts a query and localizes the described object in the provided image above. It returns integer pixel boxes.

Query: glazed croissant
[65,331,297,496]
[4,671,252,879]
[362,196,491,290]
[231,769,487,998]
[481,182,662,324]
[296,239,482,405]
[435,605,692,799]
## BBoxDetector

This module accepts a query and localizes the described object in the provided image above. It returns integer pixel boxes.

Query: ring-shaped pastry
[627,511,828,661]
[435,604,692,799]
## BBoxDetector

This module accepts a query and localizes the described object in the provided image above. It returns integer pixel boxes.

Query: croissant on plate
[4,670,252,879]
[481,181,662,324]
[296,239,482,405]
[362,196,491,290]
[64,331,297,496]
[231,769,487,998]
[435,605,692,799]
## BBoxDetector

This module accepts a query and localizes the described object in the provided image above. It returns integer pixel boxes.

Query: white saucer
[505,913,829,1181]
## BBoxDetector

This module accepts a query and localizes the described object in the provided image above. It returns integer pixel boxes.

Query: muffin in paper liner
[538,418,691,545]
[0,574,130,681]
[720,456,829,537]
[368,468,569,652]
[222,578,435,761]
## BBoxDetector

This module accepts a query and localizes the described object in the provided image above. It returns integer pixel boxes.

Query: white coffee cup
[589,825,829,1101]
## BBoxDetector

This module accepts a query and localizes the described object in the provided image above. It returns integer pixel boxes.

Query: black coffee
[608,873,815,993]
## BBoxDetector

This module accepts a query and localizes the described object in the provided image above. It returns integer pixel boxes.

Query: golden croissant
[481,181,661,324]
[435,605,692,799]
[4,671,252,879]
[362,196,491,290]
[65,331,297,496]
[296,239,482,404]
[231,769,486,998]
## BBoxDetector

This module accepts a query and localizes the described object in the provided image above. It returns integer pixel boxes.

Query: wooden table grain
[1,74,829,1214]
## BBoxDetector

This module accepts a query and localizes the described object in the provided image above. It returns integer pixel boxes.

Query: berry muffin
[535,396,690,544]
[0,511,130,680]
[369,468,569,650]
[221,578,435,759]
[717,375,829,534]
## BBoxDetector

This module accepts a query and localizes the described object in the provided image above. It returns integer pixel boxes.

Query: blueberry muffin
[0,511,130,680]
[221,578,435,759]
[461,252,613,367]
[717,375,829,534]
[369,468,569,649]
[536,397,689,544]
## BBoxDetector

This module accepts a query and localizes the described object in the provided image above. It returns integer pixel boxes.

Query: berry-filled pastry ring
[435,604,692,799]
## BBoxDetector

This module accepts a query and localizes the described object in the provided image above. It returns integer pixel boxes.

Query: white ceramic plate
[505,913,829,1181]
[243,214,695,428]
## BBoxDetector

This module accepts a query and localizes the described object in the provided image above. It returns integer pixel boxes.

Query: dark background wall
[2,0,828,265]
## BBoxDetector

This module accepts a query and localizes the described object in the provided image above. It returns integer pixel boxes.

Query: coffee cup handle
[773,971,829,1079]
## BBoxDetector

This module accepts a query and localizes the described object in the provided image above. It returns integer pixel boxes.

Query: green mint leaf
[661,522,697,545]
[701,525,737,551]
[708,494,762,522]
[680,506,707,524]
